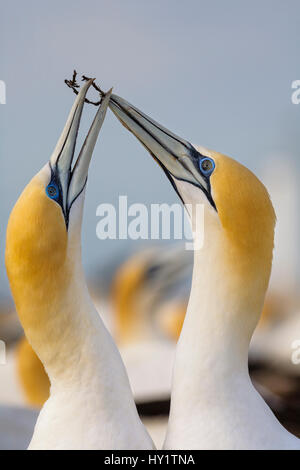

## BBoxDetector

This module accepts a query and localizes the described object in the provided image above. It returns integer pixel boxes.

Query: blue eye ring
[199,157,215,176]
[46,183,59,200]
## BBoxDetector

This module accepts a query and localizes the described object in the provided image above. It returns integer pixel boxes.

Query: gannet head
[5,82,111,353]
[109,95,276,321]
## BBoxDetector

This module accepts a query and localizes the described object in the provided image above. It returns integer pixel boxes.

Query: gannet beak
[49,81,112,223]
[109,94,216,209]
[67,89,112,209]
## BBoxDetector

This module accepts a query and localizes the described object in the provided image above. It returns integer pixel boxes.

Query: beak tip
[105,87,113,98]
[101,88,113,106]
[81,78,94,93]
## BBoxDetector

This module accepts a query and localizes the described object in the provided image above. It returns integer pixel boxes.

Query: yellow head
[6,168,69,339]
[108,94,276,322]
[199,148,275,294]
[5,82,111,366]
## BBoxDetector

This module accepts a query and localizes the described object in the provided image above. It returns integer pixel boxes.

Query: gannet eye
[46,183,59,200]
[199,157,215,176]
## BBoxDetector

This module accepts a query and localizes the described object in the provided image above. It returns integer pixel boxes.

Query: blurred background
[0,0,300,449]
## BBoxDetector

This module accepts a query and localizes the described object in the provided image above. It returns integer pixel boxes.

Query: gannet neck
[28,299,152,449]
[164,206,299,449]
[171,217,258,400]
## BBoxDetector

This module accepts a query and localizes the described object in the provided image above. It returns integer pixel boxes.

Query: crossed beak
[50,80,112,223]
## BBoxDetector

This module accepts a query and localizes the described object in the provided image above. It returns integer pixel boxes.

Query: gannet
[5,82,154,450]
[107,94,300,449]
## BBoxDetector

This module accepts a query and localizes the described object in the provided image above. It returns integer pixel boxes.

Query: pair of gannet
[4,244,188,410]
[13,254,298,411]
[5,81,154,450]
[9,245,297,410]
[13,245,189,408]
[5,78,300,449]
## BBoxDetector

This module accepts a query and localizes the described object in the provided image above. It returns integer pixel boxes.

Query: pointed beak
[50,82,112,220]
[108,94,214,207]
[67,89,112,209]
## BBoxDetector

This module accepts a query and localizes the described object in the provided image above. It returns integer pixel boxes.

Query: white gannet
[5,82,154,450]
[107,94,300,450]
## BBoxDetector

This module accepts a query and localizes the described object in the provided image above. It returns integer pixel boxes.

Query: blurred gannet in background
[16,337,50,408]
[112,245,190,345]
[108,93,300,449]
[5,82,154,450]
[111,245,191,402]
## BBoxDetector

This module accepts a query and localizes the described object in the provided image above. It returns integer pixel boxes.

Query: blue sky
[1,0,300,299]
